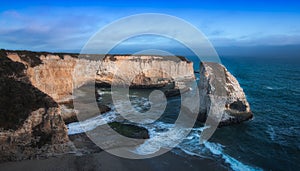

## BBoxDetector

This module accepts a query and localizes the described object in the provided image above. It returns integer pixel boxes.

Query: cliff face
[0,53,70,161]
[98,55,194,89]
[198,62,253,126]
[6,52,194,102]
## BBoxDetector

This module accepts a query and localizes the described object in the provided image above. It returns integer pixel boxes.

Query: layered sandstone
[6,52,194,102]
[98,55,194,89]
[198,62,253,126]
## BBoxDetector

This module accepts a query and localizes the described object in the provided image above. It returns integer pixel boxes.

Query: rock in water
[198,62,253,127]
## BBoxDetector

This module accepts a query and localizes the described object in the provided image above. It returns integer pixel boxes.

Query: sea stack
[198,62,253,127]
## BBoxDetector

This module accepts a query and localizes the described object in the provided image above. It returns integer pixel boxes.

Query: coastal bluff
[5,51,194,102]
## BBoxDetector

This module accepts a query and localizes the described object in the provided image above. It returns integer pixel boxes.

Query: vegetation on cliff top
[1,49,191,63]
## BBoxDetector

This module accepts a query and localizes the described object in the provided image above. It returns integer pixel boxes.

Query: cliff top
[1,49,191,64]
[1,49,79,67]
[103,54,191,63]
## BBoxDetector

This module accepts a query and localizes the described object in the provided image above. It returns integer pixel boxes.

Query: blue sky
[1,0,300,55]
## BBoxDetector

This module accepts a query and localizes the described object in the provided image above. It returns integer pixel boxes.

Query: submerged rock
[198,62,253,127]
[108,122,149,139]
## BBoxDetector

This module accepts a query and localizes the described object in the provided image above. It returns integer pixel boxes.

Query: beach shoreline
[0,149,230,171]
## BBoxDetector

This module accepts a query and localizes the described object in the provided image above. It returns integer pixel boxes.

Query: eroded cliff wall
[98,55,194,88]
[6,52,195,102]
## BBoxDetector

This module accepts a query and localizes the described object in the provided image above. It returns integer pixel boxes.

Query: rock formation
[98,55,194,89]
[0,52,70,161]
[5,51,194,102]
[198,62,253,126]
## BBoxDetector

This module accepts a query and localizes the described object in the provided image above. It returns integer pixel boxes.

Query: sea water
[68,56,300,171]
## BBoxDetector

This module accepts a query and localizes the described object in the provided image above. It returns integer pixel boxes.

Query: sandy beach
[0,150,230,171]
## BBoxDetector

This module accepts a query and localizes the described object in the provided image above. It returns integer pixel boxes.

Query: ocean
[68,56,300,171]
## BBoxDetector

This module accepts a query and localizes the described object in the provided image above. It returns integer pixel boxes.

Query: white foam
[267,125,276,141]
[175,128,212,158]
[67,110,118,135]
[134,122,187,155]
[265,86,274,90]
[265,86,285,90]
[96,89,112,95]
[179,146,207,158]
[204,142,263,171]
[134,128,189,155]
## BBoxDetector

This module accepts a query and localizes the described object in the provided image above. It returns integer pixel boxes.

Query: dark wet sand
[0,150,229,171]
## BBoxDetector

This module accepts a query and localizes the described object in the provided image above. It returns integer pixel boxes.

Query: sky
[1,0,300,57]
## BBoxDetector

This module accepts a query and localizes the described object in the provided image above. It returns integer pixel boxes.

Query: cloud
[1,7,300,52]
[210,34,300,47]
[0,8,109,51]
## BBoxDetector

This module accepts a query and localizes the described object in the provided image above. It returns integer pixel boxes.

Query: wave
[204,142,262,171]
[134,121,177,155]
[135,121,262,171]
[67,109,118,135]
[264,86,285,90]
[176,128,262,171]
[266,125,276,141]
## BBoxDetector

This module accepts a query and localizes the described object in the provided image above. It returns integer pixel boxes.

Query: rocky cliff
[6,51,194,102]
[198,62,253,126]
[0,52,70,161]
[0,49,253,161]
[98,55,194,89]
